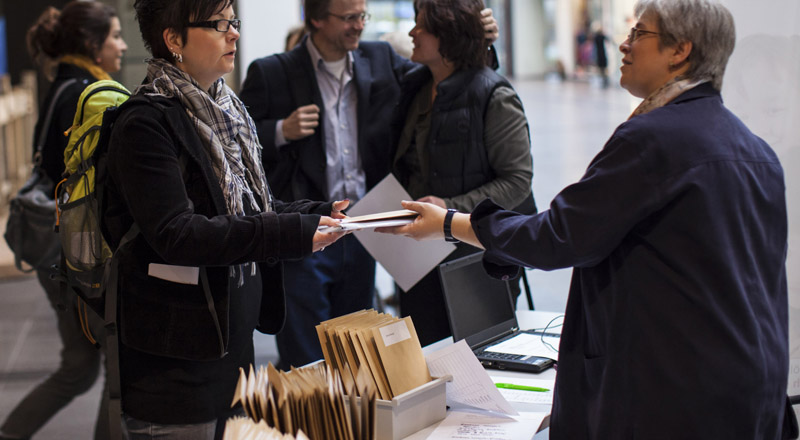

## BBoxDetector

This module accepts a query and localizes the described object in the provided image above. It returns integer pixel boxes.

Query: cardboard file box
[348,375,451,440]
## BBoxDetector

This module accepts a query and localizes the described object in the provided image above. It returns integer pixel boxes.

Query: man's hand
[482,8,499,43]
[282,104,320,141]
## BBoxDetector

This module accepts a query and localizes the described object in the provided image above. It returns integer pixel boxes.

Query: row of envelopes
[229,362,377,440]
[316,309,432,400]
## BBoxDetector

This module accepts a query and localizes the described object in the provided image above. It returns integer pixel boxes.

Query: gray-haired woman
[380,0,795,437]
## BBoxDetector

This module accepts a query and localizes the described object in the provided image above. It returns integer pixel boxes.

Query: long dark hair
[414,0,487,70]
[27,0,117,64]
[134,0,235,61]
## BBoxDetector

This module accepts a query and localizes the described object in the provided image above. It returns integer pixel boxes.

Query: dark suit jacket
[239,36,416,202]
[471,83,792,439]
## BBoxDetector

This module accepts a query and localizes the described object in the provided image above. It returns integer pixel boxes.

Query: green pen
[495,382,550,392]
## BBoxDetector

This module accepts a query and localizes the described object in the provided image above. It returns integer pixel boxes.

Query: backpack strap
[33,78,78,165]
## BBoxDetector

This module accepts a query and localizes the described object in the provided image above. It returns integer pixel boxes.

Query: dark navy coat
[471,83,791,439]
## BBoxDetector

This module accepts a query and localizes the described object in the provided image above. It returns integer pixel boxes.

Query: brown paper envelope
[356,325,393,400]
[371,317,432,397]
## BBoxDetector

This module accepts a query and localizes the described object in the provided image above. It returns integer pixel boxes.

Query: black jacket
[34,63,95,191]
[239,36,416,202]
[104,95,331,360]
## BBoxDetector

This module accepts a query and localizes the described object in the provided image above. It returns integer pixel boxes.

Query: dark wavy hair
[414,0,487,69]
[133,0,235,62]
[27,1,117,63]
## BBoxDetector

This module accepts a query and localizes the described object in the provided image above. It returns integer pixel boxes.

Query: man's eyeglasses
[328,11,371,25]
[627,27,660,42]
[188,18,241,33]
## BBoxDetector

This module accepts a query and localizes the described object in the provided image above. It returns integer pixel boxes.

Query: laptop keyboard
[479,351,527,361]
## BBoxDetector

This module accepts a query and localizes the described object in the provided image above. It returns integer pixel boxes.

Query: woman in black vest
[0,3,127,439]
[391,0,535,345]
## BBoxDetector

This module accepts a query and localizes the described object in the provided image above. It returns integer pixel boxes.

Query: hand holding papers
[317,210,419,233]
[346,175,456,291]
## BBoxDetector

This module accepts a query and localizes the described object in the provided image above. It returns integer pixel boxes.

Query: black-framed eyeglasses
[327,11,371,25]
[188,18,241,33]
[627,27,660,43]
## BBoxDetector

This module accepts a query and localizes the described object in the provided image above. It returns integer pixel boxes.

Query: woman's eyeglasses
[627,27,660,42]
[327,12,371,25]
[188,18,241,33]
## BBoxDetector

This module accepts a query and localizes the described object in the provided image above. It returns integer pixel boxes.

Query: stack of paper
[316,310,432,400]
[229,362,377,440]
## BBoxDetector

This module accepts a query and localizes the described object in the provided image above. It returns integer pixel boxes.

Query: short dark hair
[303,0,332,33]
[414,0,487,70]
[134,0,235,61]
[27,1,116,63]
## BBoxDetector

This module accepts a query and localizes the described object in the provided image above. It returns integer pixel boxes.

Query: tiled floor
[0,78,635,439]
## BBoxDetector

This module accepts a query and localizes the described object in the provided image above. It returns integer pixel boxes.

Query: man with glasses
[239,0,498,370]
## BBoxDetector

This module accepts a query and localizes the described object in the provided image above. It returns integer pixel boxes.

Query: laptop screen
[438,252,518,349]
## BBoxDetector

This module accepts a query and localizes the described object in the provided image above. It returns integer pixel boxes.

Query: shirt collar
[306,35,354,75]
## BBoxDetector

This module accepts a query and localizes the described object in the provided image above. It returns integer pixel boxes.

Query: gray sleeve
[444,86,533,212]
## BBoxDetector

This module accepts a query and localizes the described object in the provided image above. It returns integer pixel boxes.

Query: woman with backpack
[102,0,347,438]
[0,2,127,440]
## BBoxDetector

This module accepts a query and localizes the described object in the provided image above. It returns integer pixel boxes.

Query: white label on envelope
[148,263,199,285]
[379,320,411,347]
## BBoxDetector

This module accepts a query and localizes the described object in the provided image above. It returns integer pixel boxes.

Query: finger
[318,216,340,227]
[299,112,320,121]
[481,8,491,17]
[298,104,321,113]
[333,199,350,211]
[400,200,425,213]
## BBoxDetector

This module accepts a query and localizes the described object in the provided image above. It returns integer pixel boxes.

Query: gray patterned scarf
[137,58,272,284]
[137,58,272,216]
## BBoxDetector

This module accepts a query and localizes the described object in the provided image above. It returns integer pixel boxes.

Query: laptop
[438,252,556,374]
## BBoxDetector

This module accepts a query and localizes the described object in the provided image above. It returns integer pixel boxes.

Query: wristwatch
[443,209,459,243]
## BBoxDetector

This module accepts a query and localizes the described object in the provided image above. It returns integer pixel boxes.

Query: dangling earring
[172,51,183,63]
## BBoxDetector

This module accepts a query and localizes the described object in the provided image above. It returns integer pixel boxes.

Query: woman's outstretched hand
[313,216,346,252]
[375,200,448,241]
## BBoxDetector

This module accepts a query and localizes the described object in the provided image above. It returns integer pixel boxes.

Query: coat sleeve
[107,105,320,265]
[239,58,283,163]
[445,86,533,212]
[470,127,662,271]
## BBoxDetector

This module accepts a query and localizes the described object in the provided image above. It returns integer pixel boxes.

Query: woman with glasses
[104,0,346,438]
[390,0,535,346]
[380,0,793,437]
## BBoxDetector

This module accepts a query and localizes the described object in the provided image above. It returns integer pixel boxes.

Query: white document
[490,377,555,405]
[407,409,546,440]
[425,340,518,415]
[484,333,560,361]
[348,174,456,291]
[147,263,199,285]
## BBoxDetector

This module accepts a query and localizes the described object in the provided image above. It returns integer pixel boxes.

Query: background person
[380,0,794,437]
[238,0,499,370]
[0,2,127,439]
[105,0,346,438]
[391,0,535,346]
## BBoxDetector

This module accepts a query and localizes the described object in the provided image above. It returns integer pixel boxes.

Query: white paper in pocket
[147,263,199,285]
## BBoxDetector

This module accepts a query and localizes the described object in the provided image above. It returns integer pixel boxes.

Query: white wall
[718,0,800,401]
[238,0,303,83]
[511,0,547,78]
